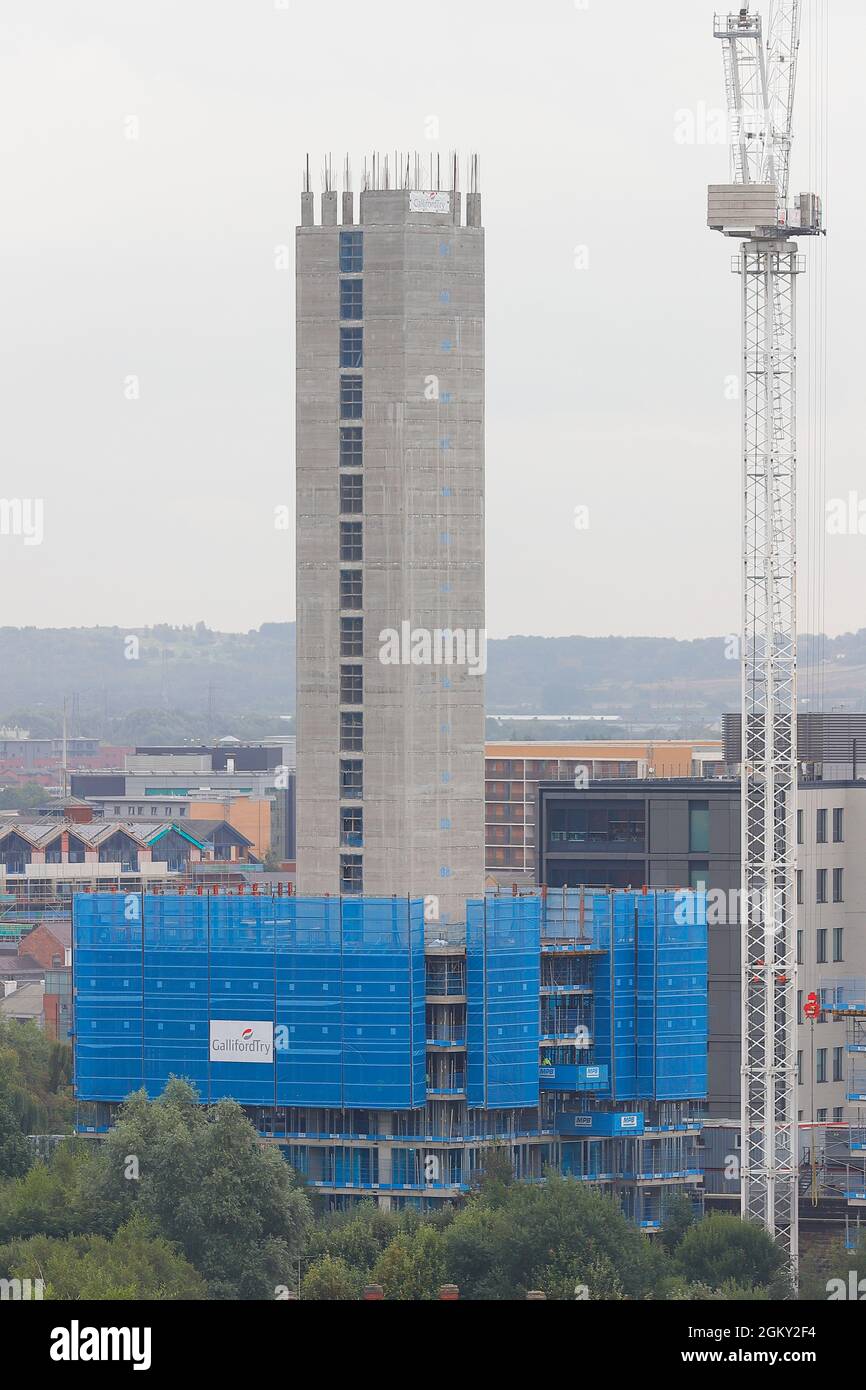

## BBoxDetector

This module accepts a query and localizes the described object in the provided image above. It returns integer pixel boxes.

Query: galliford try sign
[209,1020,274,1064]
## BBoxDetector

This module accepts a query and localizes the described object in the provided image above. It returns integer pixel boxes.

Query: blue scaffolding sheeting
[143,893,210,1100]
[341,898,426,1110]
[466,894,541,1109]
[74,893,143,1102]
[74,894,426,1110]
[645,892,708,1101]
[276,897,342,1109]
[585,891,708,1103]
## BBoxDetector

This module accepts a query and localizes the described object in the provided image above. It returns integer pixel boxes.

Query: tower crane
[708,1,824,1287]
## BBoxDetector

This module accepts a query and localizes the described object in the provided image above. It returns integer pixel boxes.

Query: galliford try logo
[378,622,487,677]
[209,1020,274,1063]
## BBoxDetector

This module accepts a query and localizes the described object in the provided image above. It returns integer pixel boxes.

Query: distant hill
[0,625,863,744]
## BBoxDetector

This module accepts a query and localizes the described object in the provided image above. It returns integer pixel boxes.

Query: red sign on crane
[803,992,821,1021]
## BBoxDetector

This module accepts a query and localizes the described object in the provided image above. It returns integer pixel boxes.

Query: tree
[0,1020,73,1134]
[0,1215,206,1300]
[471,1145,515,1206]
[665,1278,770,1302]
[444,1175,664,1301]
[305,1200,402,1272]
[301,1255,364,1301]
[799,1232,866,1302]
[0,1140,93,1243]
[659,1192,698,1254]
[0,1094,31,1180]
[82,1079,312,1299]
[371,1226,447,1301]
[675,1214,786,1294]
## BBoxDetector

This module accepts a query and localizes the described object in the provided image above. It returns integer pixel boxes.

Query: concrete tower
[295,155,485,925]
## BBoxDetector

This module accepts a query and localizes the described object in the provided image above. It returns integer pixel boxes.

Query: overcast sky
[0,0,861,639]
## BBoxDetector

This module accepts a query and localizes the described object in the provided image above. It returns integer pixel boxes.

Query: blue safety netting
[466,894,541,1108]
[584,891,707,1101]
[642,892,708,1100]
[74,893,144,1102]
[74,894,425,1110]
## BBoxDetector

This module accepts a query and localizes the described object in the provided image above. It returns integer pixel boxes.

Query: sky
[0,0,862,640]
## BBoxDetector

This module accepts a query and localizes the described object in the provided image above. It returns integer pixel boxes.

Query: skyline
[1,0,859,640]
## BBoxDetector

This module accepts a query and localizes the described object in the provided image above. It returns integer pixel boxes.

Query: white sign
[409,190,451,214]
[209,1020,274,1064]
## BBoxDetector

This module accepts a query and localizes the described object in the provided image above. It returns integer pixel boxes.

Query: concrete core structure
[296,163,485,923]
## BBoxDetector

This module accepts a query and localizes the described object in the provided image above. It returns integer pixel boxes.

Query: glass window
[340,375,363,420]
[833,926,844,962]
[340,616,363,658]
[340,711,363,753]
[339,230,363,273]
[340,807,363,849]
[816,808,827,843]
[816,1048,827,1084]
[833,1046,844,1082]
[796,869,803,905]
[833,1107,844,1123]
[817,1108,828,1124]
[796,929,803,965]
[340,278,363,319]
[689,862,710,892]
[340,854,363,894]
[816,868,827,904]
[340,570,363,610]
[340,761,363,800]
[340,665,363,706]
[689,800,710,853]
[797,808,804,845]
[340,426,363,466]
[833,807,844,842]
[816,928,827,964]
[340,473,363,515]
[833,867,844,903]
[340,326,363,367]
[340,521,362,562]
[797,1050,803,1085]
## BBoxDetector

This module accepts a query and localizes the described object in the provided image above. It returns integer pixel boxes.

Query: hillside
[0,625,863,743]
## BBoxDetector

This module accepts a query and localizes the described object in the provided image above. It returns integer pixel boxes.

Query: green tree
[305,1200,403,1272]
[675,1214,787,1294]
[0,1020,73,1133]
[0,1140,93,1242]
[0,1215,206,1300]
[665,1278,770,1301]
[659,1192,698,1254]
[799,1233,866,1302]
[372,1226,447,1301]
[0,1093,31,1180]
[301,1254,365,1301]
[444,1175,664,1301]
[471,1144,515,1205]
[82,1079,312,1299]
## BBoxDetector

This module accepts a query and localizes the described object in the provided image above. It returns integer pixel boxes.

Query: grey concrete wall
[296,187,485,923]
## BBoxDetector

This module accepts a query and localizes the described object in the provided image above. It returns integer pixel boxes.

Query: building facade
[73,887,707,1227]
[295,167,485,923]
[536,778,866,1152]
[70,743,295,863]
[485,740,724,883]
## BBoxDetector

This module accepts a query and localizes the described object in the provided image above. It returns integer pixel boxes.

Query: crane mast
[708,1,823,1288]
